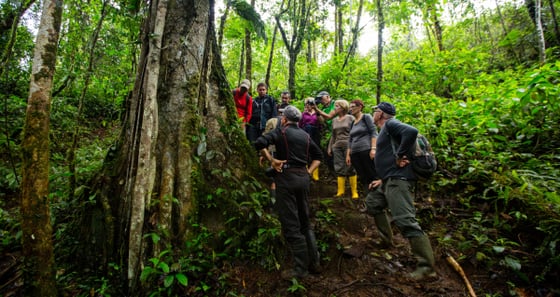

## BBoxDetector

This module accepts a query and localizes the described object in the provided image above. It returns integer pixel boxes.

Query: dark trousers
[274,168,316,274]
[246,124,263,143]
[350,150,378,192]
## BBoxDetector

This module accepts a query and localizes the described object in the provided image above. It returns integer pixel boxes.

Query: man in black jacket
[254,105,323,280]
[247,82,277,142]
[366,102,437,281]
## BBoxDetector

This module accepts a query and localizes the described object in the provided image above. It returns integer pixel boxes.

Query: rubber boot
[312,168,319,181]
[408,235,437,280]
[304,229,321,274]
[335,176,346,197]
[373,213,394,247]
[349,175,359,199]
[281,241,310,280]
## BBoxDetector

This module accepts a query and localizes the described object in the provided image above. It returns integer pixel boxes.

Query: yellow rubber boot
[349,175,359,199]
[336,176,346,197]
[312,168,319,181]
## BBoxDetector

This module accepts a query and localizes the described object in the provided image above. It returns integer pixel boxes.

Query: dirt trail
[234,176,481,297]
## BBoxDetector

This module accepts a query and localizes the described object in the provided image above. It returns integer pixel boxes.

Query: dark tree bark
[77,0,261,294]
[548,0,560,45]
[20,0,62,296]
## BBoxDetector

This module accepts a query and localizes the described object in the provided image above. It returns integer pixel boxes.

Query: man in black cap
[366,101,437,281]
[254,105,323,280]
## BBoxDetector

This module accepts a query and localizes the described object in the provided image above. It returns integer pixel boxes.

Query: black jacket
[254,123,323,167]
[375,118,418,180]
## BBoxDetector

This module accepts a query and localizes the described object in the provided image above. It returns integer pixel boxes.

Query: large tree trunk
[20,0,62,296]
[78,0,261,294]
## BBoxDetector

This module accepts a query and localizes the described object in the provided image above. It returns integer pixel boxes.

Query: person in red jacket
[233,79,252,132]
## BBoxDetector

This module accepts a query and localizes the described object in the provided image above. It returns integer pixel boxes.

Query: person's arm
[260,148,286,172]
[315,106,336,120]
[388,120,417,167]
[245,95,253,123]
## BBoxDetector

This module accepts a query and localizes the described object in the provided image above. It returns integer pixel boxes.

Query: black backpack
[410,134,437,179]
[390,133,437,180]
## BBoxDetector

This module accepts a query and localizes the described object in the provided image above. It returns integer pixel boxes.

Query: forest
[0,0,559,296]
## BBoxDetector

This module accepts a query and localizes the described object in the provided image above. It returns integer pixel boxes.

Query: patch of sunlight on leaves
[492,246,505,253]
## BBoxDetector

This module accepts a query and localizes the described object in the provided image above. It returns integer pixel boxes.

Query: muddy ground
[228,175,513,297]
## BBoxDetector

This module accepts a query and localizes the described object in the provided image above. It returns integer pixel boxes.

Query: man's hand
[396,156,410,168]
[271,158,287,173]
[368,179,382,190]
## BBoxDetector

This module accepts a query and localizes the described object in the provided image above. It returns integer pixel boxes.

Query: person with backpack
[365,101,437,281]
[347,99,378,209]
[233,79,252,133]
[254,105,323,280]
[246,82,277,142]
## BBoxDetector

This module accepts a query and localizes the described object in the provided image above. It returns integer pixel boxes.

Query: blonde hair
[335,99,350,114]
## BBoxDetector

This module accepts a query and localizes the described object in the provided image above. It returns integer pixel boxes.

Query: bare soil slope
[231,177,487,297]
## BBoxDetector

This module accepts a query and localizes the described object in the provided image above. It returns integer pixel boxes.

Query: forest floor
[1,169,552,296]
[228,171,512,297]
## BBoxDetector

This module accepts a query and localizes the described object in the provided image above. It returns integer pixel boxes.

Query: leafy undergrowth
[224,174,557,297]
[1,171,558,296]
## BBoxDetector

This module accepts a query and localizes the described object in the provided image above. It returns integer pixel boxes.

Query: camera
[314,97,322,105]
[265,167,277,178]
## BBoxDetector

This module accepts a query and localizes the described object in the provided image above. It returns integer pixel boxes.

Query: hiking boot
[409,266,437,280]
[408,235,437,281]
[374,213,394,247]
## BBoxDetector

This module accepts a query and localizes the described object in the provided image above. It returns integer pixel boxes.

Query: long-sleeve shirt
[375,118,418,180]
[233,88,252,123]
[254,123,323,167]
[348,114,378,153]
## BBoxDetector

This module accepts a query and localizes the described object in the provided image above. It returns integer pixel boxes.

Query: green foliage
[0,204,21,253]
[230,0,267,43]
[140,225,232,296]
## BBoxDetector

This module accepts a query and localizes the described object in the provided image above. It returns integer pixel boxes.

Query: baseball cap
[315,91,329,98]
[240,79,251,89]
[283,105,302,122]
[374,102,396,115]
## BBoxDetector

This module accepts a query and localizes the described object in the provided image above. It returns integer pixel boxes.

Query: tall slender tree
[376,0,384,103]
[275,0,312,99]
[20,0,62,295]
[535,0,546,63]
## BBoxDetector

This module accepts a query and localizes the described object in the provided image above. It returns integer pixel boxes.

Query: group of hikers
[233,80,436,283]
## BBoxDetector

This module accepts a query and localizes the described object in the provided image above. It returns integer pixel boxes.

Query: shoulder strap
[363,114,373,132]
[280,125,310,162]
